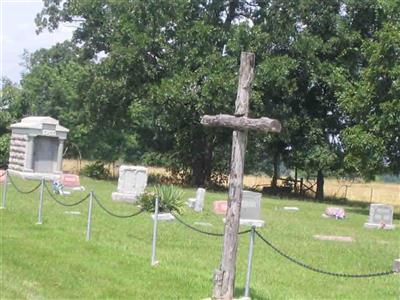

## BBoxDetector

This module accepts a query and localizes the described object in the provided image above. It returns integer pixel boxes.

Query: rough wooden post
[201,52,281,300]
[212,52,253,300]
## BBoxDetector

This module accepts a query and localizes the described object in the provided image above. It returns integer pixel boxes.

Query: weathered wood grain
[201,114,281,133]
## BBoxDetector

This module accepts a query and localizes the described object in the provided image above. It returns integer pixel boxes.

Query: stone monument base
[364,222,395,230]
[111,192,139,203]
[8,169,61,181]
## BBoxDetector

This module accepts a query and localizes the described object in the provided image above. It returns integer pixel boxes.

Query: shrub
[0,134,10,168]
[137,191,157,212]
[80,161,110,179]
[138,185,184,214]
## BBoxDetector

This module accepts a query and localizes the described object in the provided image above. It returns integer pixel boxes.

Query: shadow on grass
[234,287,269,300]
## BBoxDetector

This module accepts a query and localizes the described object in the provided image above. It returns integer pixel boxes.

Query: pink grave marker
[0,170,5,184]
[213,201,227,215]
[60,174,81,188]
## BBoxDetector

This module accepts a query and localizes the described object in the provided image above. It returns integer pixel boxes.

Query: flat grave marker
[314,235,354,242]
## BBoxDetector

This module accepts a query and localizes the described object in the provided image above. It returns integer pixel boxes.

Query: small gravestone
[112,165,148,203]
[60,174,85,191]
[0,170,5,183]
[394,259,400,273]
[187,188,206,212]
[239,190,264,227]
[364,204,395,230]
[213,201,227,215]
[322,207,346,219]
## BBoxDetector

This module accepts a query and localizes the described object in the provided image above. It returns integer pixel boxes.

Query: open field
[64,159,400,207]
[1,176,399,299]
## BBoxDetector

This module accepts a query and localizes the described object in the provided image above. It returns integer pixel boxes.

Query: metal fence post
[1,170,8,209]
[244,226,256,298]
[151,196,160,266]
[86,192,94,241]
[36,178,45,224]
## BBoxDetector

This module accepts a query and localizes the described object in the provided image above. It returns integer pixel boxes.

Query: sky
[1,0,74,84]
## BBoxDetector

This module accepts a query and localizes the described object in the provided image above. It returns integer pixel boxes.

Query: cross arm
[201,114,281,133]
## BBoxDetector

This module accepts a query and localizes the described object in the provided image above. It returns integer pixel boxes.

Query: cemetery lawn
[1,177,399,300]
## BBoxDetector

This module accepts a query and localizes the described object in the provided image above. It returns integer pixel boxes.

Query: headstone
[187,188,206,212]
[213,201,227,215]
[222,191,265,226]
[0,170,5,184]
[364,204,395,230]
[112,165,148,203]
[314,235,354,242]
[60,174,85,191]
[239,190,264,227]
[322,207,346,219]
[240,191,261,220]
[393,259,400,273]
[8,117,68,180]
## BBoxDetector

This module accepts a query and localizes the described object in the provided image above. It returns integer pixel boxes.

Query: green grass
[1,176,399,299]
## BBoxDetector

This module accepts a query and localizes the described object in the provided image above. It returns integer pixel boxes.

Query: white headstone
[187,188,206,212]
[239,190,264,227]
[364,204,395,230]
[112,165,148,203]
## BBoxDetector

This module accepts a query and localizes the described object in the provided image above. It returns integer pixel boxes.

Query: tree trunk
[316,169,324,200]
[271,153,279,189]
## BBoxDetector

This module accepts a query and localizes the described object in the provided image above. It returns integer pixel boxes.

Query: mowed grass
[1,176,399,299]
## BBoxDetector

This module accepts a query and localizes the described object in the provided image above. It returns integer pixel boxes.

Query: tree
[34,0,259,185]
[249,0,348,199]
[0,78,26,166]
[339,20,400,177]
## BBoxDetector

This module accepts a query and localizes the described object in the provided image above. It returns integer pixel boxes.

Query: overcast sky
[1,0,74,84]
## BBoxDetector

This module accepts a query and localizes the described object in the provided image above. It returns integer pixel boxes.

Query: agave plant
[138,185,184,214]
[155,184,184,214]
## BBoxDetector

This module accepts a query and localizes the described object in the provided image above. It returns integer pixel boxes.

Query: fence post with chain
[86,192,94,241]
[36,178,45,225]
[151,196,159,266]
[244,225,256,298]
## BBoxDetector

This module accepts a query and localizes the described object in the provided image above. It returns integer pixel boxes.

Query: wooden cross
[201,52,281,300]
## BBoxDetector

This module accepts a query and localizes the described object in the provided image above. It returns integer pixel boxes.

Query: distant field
[63,159,400,207]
